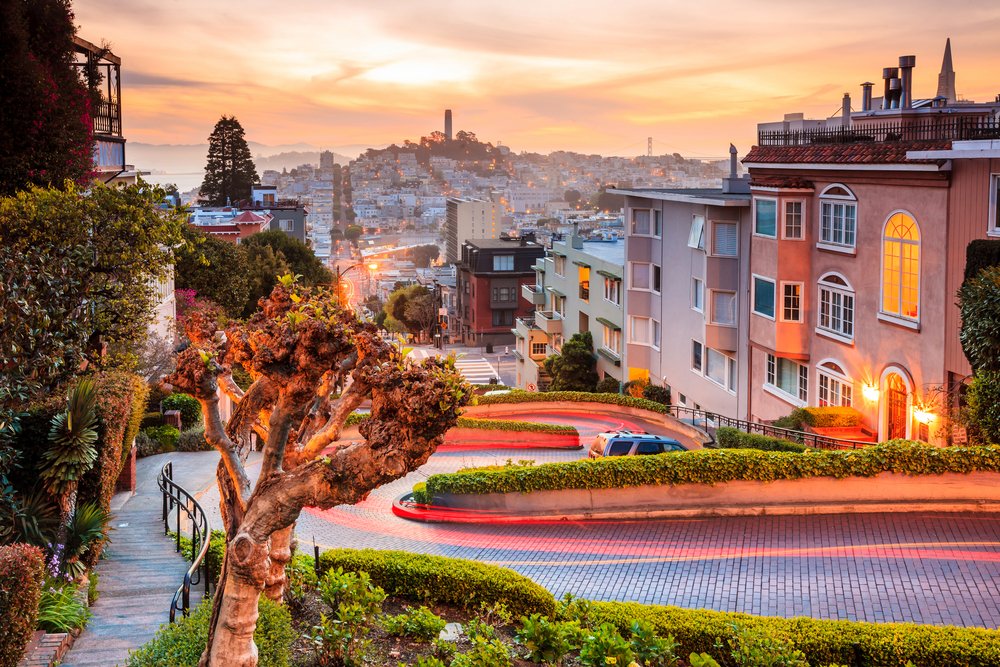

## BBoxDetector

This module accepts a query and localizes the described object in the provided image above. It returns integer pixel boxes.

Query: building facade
[514,233,625,391]
[455,238,545,348]
[446,198,500,263]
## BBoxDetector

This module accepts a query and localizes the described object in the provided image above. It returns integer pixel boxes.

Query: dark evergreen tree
[544,331,599,392]
[241,230,332,287]
[0,0,95,195]
[200,116,259,205]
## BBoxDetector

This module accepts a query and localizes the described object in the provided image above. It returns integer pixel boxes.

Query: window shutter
[713,223,737,256]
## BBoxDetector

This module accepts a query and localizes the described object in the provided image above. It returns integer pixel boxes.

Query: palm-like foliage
[40,379,100,496]
[63,501,112,578]
[0,488,59,547]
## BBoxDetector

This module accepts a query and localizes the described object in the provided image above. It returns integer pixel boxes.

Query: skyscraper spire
[937,37,957,103]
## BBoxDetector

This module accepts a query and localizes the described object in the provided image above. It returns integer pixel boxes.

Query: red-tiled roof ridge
[750,176,815,189]
[232,210,267,223]
[744,140,952,165]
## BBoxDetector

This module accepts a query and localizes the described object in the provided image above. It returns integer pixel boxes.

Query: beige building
[445,198,500,263]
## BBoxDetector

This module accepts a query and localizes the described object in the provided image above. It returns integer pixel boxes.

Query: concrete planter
[418,472,1000,522]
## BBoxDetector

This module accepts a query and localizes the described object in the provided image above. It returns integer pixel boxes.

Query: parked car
[588,431,687,458]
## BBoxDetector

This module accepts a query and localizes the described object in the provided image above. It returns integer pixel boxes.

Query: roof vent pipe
[888,78,902,109]
[882,67,899,109]
[841,93,851,126]
[729,143,738,179]
[899,55,916,109]
[861,82,874,112]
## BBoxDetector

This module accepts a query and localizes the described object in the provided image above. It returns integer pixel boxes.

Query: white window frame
[691,340,703,372]
[530,341,548,356]
[780,281,803,323]
[603,277,621,305]
[753,197,778,238]
[711,221,738,257]
[602,325,622,355]
[653,209,662,237]
[727,356,737,393]
[817,184,857,253]
[631,208,652,236]
[554,256,566,276]
[652,319,661,350]
[279,218,294,232]
[990,174,1000,237]
[764,353,809,406]
[710,290,737,327]
[687,215,705,250]
[652,264,661,294]
[816,360,854,407]
[817,272,855,343]
[782,199,805,240]
[629,262,652,291]
[493,254,514,271]
[752,274,776,320]
[629,316,651,345]
[879,210,921,327]
[691,277,704,313]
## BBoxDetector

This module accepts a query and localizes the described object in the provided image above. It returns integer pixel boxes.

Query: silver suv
[588,431,686,458]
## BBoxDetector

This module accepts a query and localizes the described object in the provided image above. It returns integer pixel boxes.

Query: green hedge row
[317,548,556,619]
[714,427,807,453]
[590,600,1000,666]
[173,529,226,582]
[126,597,294,667]
[345,412,577,434]
[474,390,669,414]
[0,544,45,667]
[774,407,862,430]
[424,441,1000,497]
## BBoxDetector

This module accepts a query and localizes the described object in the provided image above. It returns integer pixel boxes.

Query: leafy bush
[63,501,112,579]
[588,600,1000,666]
[0,544,44,667]
[161,393,202,430]
[966,371,1000,444]
[475,390,669,415]
[310,567,386,667]
[424,440,1000,497]
[594,377,621,394]
[176,428,212,452]
[142,425,180,451]
[36,578,90,632]
[454,417,577,434]
[382,606,447,642]
[579,622,634,666]
[126,596,294,667]
[772,407,861,430]
[285,552,318,604]
[411,482,431,505]
[642,384,671,406]
[726,623,807,667]
[450,635,511,667]
[516,613,582,664]
[135,431,161,458]
[174,529,226,582]
[317,549,556,618]
[630,619,680,666]
[714,427,806,453]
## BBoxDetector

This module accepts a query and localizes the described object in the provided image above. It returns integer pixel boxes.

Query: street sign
[527,383,537,392]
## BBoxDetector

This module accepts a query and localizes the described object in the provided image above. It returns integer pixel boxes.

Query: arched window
[816,360,853,407]
[817,273,854,342]
[881,212,920,321]
[819,184,857,250]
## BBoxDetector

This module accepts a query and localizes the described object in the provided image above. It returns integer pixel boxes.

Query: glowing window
[881,213,920,321]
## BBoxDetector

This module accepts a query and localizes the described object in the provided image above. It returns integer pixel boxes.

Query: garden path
[59,451,219,667]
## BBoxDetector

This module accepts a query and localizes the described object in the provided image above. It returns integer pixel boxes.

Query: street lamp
[334,262,378,306]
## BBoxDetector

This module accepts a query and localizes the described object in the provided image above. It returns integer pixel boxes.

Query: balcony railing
[93,100,122,137]
[758,115,1000,147]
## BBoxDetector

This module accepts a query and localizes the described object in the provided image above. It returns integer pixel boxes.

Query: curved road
[201,408,1000,628]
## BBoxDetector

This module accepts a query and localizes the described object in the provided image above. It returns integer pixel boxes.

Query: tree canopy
[174,225,253,318]
[384,285,436,340]
[543,331,598,392]
[0,0,95,195]
[200,116,259,206]
[241,230,332,288]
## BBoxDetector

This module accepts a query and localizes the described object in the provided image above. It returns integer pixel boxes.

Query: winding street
[193,407,1000,629]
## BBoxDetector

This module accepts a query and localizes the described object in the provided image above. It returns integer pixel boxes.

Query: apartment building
[514,232,625,391]
[445,198,500,263]
[741,46,1000,444]
[613,152,752,418]
[455,238,545,347]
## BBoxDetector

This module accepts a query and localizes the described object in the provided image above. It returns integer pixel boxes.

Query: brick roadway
[192,409,1000,629]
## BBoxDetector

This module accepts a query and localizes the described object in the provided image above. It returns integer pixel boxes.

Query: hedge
[174,530,226,582]
[0,544,44,667]
[474,390,669,415]
[317,548,556,619]
[590,600,1000,666]
[161,393,202,430]
[714,427,806,453]
[423,441,1000,497]
[345,412,578,435]
[126,596,293,667]
[774,407,861,430]
[965,238,1000,281]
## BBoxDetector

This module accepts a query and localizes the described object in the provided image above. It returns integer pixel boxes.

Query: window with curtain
[881,212,920,321]
[818,361,853,407]
[713,222,738,256]
[632,209,651,235]
[753,276,775,318]
[766,354,808,403]
[712,291,736,326]
[818,274,854,340]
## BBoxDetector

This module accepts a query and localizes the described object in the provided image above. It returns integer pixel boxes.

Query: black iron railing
[159,461,213,622]
[758,115,1000,147]
[92,100,122,137]
[666,405,872,450]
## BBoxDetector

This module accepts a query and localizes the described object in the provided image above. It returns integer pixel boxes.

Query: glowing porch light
[913,408,937,425]
[862,383,880,402]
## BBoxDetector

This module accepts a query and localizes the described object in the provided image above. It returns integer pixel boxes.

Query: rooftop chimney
[861,82,874,112]
[841,93,852,126]
[729,143,738,179]
[899,55,916,110]
[722,145,750,195]
[882,67,899,109]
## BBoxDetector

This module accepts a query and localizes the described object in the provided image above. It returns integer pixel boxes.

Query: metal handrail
[158,461,213,622]
[666,405,873,450]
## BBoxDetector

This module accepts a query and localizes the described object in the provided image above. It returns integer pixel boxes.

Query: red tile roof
[232,210,267,223]
[750,176,815,189]
[744,140,952,165]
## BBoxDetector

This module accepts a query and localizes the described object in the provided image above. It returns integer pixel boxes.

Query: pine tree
[200,115,259,206]
[544,331,599,392]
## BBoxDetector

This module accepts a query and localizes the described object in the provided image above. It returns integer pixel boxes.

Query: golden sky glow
[75,0,1000,157]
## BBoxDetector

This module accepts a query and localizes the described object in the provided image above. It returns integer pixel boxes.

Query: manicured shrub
[0,544,44,667]
[773,407,861,430]
[161,393,202,430]
[967,371,1000,444]
[126,596,294,667]
[176,428,212,452]
[594,377,621,394]
[642,384,671,406]
[174,529,226,582]
[588,600,1000,666]
[964,238,1000,281]
[142,425,180,451]
[135,431,161,458]
[714,427,806,453]
[316,548,556,618]
[516,613,582,664]
[424,441,1000,497]
[411,482,431,505]
[347,412,578,435]
[475,390,669,415]
[381,606,447,642]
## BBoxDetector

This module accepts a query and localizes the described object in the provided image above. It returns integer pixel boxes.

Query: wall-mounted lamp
[862,383,880,402]
[913,408,937,425]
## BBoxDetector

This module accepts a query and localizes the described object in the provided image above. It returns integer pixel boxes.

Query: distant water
[142,172,203,193]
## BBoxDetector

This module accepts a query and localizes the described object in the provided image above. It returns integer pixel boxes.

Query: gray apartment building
[514,231,625,391]
[446,197,500,263]
[612,154,752,418]
[251,185,309,244]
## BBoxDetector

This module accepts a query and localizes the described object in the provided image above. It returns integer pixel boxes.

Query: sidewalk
[59,451,220,667]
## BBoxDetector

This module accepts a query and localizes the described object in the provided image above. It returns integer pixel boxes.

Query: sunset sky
[75,0,1000,157]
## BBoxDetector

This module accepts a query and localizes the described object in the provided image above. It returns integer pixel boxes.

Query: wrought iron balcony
[757,115,1000,147]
